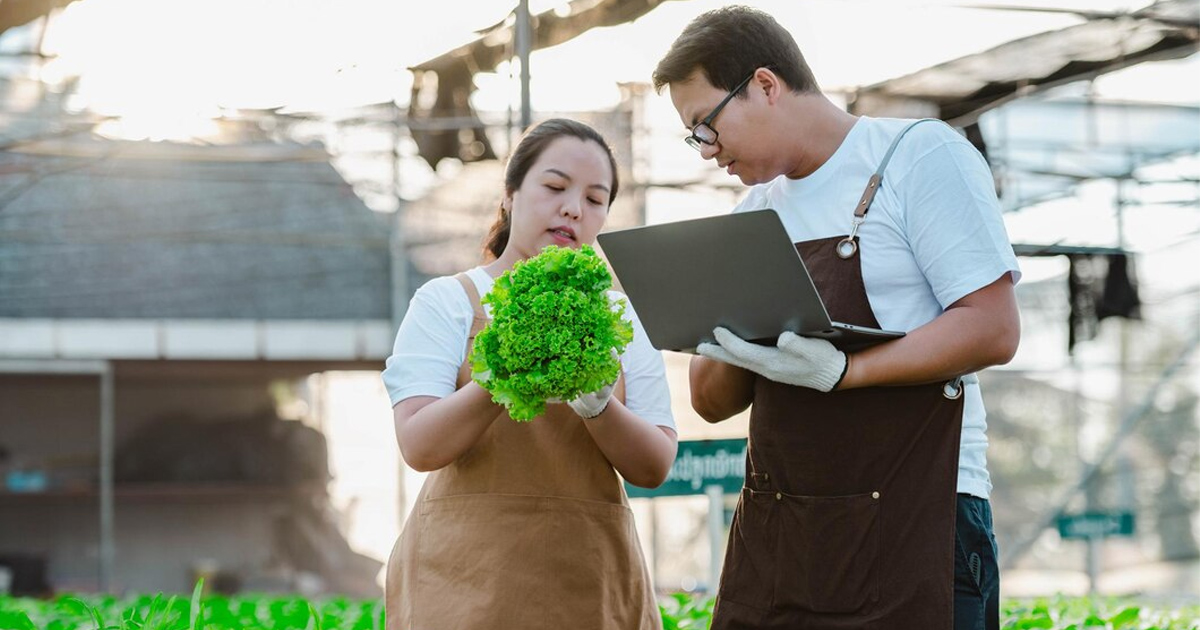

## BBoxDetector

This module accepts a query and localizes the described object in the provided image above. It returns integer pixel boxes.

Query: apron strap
[837,118,943,259]
[852,118,942,220]
[454,272,487,320]
[453,272,490,388]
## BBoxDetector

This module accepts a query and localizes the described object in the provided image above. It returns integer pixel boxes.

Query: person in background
[652,6,1020,629]
[380,118,677,630]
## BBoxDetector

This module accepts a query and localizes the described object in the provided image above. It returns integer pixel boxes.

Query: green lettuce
[470,244,634,421]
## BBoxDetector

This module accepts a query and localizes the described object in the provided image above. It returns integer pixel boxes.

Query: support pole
[99,362,115,593]
[706,485,724,595]
[391,103,409,527]
[515,0,532,130]
[649,499,659,582]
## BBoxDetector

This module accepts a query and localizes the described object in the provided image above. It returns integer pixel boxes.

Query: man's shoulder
[865,117,964,150]
[863,117,985,176]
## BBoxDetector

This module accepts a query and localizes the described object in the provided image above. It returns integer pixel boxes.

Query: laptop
[596,209,905,353]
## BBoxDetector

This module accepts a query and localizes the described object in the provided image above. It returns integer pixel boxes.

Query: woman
[381,118,678,630]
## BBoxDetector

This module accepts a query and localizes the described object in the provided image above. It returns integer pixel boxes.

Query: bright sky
[11,0,1193,133]
[16,0,1195,234]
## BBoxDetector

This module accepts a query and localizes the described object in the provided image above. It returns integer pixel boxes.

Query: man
[653,6,1020,630]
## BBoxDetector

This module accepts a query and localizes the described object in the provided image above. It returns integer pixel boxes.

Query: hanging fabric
[1067,253,1141,353]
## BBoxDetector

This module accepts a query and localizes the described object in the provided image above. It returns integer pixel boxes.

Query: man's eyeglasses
[684,70,758,152]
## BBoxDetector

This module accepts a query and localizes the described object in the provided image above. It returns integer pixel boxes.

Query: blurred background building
[0,0,1197,601]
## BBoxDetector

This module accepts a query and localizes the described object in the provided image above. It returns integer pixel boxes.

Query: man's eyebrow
[545,168,609,193]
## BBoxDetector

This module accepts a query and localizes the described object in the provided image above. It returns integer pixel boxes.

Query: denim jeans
[954,494,1000,630]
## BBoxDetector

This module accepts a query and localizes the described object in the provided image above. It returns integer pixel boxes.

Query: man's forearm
[840,276,1019,390]
[689,355,756,422]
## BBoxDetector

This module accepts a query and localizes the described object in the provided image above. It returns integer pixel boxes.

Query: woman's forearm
[396,384,680,485]
[581,402,678,488]
[393,382,502,472]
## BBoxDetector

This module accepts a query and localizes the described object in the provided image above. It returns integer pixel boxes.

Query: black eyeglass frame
[684,69,760,151]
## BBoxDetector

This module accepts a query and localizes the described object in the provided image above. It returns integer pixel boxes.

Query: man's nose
[700,142,720,160]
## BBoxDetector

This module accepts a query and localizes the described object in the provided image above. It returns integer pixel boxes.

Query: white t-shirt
[734,116,1022,499]
[382,266,676,431]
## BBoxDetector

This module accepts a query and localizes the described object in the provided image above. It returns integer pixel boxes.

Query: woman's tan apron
[712,119,965,630]
[386,273,661,630]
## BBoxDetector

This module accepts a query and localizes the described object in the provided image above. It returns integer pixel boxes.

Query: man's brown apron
[712,119,965,630]
[385,273,662,630]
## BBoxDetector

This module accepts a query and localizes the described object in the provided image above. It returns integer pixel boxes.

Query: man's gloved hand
[697,327,848,392]
[567,378,616,419]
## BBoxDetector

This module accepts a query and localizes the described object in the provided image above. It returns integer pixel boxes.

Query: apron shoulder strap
[452,272,489,389]
[852,118,942,220]
[454,272,487,321]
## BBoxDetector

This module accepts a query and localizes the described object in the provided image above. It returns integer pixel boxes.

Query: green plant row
[2,587,1197,630]
[998,595,1200,630]
[0,582,384,630]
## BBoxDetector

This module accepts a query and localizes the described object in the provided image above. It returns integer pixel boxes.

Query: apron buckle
[942,377,964,400]
[837,218,865,259]
[836,237,858,259]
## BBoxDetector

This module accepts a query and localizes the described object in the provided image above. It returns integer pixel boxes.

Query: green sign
[626,438,747,498]
[1057,511,1136,540]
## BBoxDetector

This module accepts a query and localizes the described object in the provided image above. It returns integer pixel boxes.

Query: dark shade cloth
[1067,253,1141,353]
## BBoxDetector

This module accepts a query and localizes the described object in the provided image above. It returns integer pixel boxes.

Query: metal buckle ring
[942,377,964,400]
[837,218,864,259]
[836,237,858,259]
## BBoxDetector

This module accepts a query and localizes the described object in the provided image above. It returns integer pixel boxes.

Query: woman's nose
[560,197,582,218]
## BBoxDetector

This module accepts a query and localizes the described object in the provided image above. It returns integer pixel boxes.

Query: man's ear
[756,67,784,104]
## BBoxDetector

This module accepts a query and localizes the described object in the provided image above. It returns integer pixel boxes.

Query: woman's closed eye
[544,181,604,206]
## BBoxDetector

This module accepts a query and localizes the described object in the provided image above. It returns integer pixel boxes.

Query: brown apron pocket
[414,493,650,629]
[716,489,777,611]
[774,490,880,614]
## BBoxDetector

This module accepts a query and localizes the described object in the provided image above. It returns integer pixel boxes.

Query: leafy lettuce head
[470,244,634,421]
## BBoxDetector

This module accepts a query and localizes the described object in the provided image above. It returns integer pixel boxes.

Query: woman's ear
[501,192,513,214]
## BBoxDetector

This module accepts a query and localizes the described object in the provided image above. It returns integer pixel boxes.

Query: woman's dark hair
[652,5,818,96]
[482,118,619,260]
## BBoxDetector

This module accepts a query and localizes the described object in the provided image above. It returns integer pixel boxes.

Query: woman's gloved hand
[551,349,621,419]
[697,327,848,392]
[567,379,617,419]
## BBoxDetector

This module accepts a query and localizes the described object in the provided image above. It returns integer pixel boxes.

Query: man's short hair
[652,5,819,95]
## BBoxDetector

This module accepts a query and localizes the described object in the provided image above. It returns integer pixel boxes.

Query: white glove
[697,327,847,392]
[567,379,616,419]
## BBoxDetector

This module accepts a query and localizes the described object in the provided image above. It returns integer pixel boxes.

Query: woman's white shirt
[382,266,676,430]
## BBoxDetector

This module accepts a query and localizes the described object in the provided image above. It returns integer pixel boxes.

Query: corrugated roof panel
[0,137,391,319]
